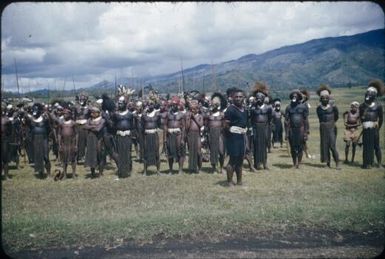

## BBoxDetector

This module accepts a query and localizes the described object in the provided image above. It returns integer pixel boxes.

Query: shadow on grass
[302,162,326,168]
[278,154,291,158]
[272,163,293,169]
[215,180,231,187]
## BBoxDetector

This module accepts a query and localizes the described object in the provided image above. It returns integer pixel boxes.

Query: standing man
[284,90,309,169]
[359,79,384,169]
[164,96,186,175]
[141,99,161,175]
[343,101,361,164]
[111,95,134,178]
[249,82,272,170]
[185,99,204,174]
[271,98,284,148]
[224,88,247,186]
[1,103,12,179]
[84,106,106,178]
[300,89,313,159]
[205,93,227,174]
[26,103,52,178]
[75,93,90,163]
[316,84,340,169]
[57,108,78,179]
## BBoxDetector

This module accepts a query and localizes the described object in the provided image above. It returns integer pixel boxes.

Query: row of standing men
[1,80,383,184]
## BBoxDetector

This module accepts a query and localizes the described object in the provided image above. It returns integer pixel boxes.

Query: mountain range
[7,28,385,98]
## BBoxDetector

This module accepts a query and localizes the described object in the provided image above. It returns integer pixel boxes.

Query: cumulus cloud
[1,1,383,91]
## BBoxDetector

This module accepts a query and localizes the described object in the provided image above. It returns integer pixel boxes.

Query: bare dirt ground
[6,229,384,259]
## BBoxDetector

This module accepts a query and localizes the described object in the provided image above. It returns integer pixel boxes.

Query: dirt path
[6,229,385,259]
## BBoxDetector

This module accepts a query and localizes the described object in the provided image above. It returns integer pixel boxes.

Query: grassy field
[2,86,385,255]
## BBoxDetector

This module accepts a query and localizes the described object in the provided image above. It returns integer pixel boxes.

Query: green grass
[2,86,385,253]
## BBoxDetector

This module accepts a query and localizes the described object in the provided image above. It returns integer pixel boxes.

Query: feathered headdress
[211,92,227,111]
[367,79,385,96]
[300,88,310,101]
[316,84,332,97]
[117,85,135,99]
[251,81,269,97]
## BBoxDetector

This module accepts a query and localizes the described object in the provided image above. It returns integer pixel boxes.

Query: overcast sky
[1,1,384,92]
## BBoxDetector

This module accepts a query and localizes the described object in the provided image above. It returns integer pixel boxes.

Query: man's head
[117,96,127,111]
[289,90,302,105]
[147,99,155,113]
[90,107,100,119]
[32,103,43,118]
[255,92,265,106]
[231,89,245,108]
[63,109,72,121]
[79,93,88,106]
[350,101,359,113]
[273,98,281,111]
[317,84,331,106]
[365,79,385,104]
[189,99,199,114]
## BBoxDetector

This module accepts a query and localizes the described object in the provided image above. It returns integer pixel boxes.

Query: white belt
[76,119,87,125]
[363,121,377,129]
[230,126,247,134]
[168,128,181,133]
[117,130,131,136]
[145,129,158,134]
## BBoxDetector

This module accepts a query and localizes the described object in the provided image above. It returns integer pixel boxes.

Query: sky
[1,1,384,92]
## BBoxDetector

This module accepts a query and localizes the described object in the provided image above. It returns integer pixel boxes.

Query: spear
[72,76,76,96]
[180,57,185,95]
[14,58,20,98]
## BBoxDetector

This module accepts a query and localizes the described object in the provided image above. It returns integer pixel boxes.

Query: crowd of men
[1,79,384,186]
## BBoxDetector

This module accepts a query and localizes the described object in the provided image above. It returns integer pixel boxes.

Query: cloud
[1,2,383,92]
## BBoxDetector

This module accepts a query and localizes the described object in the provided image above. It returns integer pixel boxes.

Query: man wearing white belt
[111,95,134,178]
[141,99,161,176]
[359,79,384,169]
[224,88,247,186]
[164,96,186,175]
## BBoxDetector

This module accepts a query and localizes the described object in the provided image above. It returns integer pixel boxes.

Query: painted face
[118,100,126,111]
[275,103,281,111]
[320,95,329,106]
[255,93,265,106]
[171,103,179,113]
[291,93,300,104]
[147,102,154,113]
[365,91,376,104]
[32,105,41,118]
[79,96,87,106]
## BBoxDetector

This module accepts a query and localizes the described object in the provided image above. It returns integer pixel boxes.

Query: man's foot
[336,162,341,170]
[227,181,235,187]
[326,162,331,168]
[236,181,243,186]
[343,160,349,164]
[178,169,183,175]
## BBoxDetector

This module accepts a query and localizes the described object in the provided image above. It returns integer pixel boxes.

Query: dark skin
[205,102,225,173]
[185,101,204,173]
[1,112,11,179]
[142,102,161,175]
[224,91,245,186]
[343,105,360,163]
[84,111,106,177]
[58,112,78,179]
[164,102,185,174]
